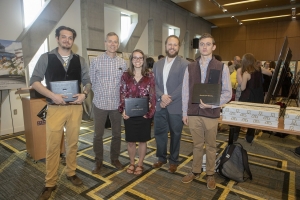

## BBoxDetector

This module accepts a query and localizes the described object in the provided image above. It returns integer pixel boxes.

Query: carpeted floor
[1,120,300,200]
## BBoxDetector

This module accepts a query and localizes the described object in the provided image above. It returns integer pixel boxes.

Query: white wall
[135,23,148,55]
[0,0,24,40]
[0,0,25,135]
[48,0,82,55]
[0,0,82,136]
[104,6,121,46]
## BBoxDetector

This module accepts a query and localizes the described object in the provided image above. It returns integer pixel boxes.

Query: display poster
[0,39,26,90]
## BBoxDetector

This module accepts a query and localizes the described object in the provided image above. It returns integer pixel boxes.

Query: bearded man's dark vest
[187,57,223,118]
[45,54,81,103]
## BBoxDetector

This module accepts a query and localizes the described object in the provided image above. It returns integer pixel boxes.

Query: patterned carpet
[0,120,300,200]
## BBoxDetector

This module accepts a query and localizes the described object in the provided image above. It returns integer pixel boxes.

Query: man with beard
[152,35,189,173]
[30,26,91,200]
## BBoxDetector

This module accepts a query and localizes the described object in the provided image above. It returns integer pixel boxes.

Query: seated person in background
[119,49,156,175]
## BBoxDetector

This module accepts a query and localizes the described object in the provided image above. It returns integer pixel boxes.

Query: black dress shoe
[111,160,124,170]
[66,174,83,186]
[92,161,102,174]
[38,185,57,200]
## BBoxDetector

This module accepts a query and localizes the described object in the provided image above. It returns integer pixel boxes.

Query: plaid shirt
[90,52,127,110]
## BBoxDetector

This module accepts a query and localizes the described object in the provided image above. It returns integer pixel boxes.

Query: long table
[218,117,300,136]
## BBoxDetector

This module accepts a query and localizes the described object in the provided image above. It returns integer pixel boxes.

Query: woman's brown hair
[128,49,148,76]
[241,53,260,74]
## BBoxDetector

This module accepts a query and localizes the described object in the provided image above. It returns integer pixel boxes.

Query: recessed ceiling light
[242,15,291,22]
[223,0,260,6]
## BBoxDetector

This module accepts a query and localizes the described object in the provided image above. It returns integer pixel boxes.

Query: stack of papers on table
[222,102,280,128]
[284,107,300,131]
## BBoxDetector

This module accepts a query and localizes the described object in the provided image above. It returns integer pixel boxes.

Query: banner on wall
[0,39,26,90]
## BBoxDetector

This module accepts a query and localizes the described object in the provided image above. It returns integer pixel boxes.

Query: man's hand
[161,94,172,106]
[122,110,129,120]
[182,116,188,125]
[51,94,67,105]
[70,93,85,104]
[199,99,212,109]
[160,101,168,108]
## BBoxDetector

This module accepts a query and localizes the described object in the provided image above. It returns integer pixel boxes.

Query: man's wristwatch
[83,91,88,99]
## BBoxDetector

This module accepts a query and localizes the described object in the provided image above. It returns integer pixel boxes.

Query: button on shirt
[90,53,127,110]
[163,56,176,94]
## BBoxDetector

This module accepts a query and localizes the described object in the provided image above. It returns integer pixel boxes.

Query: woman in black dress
[232,53,272,143]
[119,49,156,175]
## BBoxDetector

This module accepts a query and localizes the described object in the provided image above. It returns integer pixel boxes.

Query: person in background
[152,35,189,174]
[90,32,127,174]
[228,56,241,74]
[146,57,155,72]
[181,33,231,190]
[158,55,165,60]
[232,53,272,143]
[30,26,91,200]
[213,54,222,62]
[281,66,293,97]
[263,61,275,98]
[119,49,156,175]
[227,61,233,67]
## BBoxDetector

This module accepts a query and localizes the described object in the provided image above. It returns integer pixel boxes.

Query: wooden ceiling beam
[204,3,300,20]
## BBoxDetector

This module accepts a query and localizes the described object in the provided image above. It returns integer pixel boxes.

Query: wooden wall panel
[247,22,278,40]
[274,37,285,61]
[276,21,300,38]
[213,20,300,61]
[246,39,276,60]
[219,26,247,41]
[274,37,300,61]
[219,40,246,61]
[211,28,220,42]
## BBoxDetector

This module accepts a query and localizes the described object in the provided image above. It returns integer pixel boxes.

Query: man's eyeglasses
[132,57,143,61]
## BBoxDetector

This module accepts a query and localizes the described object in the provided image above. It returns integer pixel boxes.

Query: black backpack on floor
[216,143,252,183]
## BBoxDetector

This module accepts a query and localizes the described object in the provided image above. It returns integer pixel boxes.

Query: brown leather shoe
[168,164,178,173]
[152,160,167,168]
[92,161,102,174]
[38,185,57,200]
[111,160,124,170]
[206,175,216,190]
[66,174,83,186]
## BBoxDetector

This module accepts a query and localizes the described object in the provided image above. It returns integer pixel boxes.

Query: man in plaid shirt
[90,32,127,173]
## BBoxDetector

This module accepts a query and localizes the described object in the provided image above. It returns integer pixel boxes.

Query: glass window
[23,0,48,83]
[121,13,131,42]
[168,28,175,36]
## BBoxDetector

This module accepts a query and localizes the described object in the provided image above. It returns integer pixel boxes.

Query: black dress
[124,117,152,142]
[232,69,264,143]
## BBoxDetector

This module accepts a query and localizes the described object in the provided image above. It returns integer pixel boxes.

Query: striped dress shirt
[90,52,127,110]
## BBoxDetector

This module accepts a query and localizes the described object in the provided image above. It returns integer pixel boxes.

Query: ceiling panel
[171,0,300,27]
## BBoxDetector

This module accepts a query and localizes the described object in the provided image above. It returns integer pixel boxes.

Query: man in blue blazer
[152,35,189,173]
